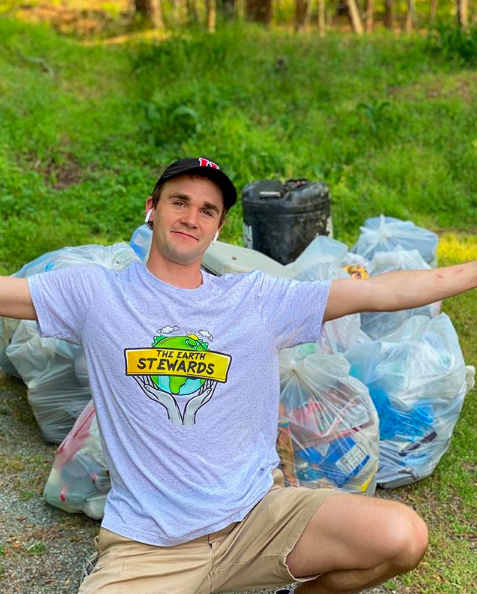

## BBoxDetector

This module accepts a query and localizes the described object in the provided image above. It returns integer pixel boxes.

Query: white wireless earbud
[145,209,153,223]
[212,232,219,245]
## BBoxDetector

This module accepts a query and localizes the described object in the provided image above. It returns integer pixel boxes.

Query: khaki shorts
[79,469,338,594]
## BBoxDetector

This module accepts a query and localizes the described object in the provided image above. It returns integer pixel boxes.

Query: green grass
[1,19,477,273]
[0,16,476,593]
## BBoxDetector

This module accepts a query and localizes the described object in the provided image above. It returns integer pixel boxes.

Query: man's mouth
[171,231,199,241]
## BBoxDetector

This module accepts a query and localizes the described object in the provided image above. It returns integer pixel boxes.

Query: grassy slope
[0,18,476,593]
[1,19,477,273]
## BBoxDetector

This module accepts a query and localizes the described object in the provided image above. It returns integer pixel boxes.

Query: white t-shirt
[28,261,330,546]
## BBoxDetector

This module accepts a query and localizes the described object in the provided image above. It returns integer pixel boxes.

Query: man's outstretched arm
[0,276,37,320]
[323,261,477,322]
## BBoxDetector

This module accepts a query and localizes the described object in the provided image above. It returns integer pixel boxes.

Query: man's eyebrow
[167,193,220,215]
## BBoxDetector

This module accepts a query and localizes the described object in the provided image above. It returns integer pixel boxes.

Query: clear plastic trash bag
[6,321,92,444]
[278,344,379,494]
[361,247,441,340]
[351,216,439,266]
[345,314,469,488]
[43,400,110,519]
[295,263,370,355]
[130,224,153,261]
[286,236,348,276]
[0,317,22,377]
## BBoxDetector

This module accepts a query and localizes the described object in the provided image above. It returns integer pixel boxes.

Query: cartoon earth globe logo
[151,334,208,396]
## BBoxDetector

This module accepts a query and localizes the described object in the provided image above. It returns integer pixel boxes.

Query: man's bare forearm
[368,261,477,312]
[0,276,37,320]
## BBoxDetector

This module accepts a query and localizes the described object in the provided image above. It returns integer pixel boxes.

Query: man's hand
[133,376,213,426]
[324,261,477,322]
[133,376,183,425]
[0,277,37,320]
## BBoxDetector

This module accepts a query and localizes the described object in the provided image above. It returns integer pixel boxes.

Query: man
[0,157,475,594]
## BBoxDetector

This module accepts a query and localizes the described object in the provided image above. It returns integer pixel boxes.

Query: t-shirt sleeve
[256,272,331,350]
[27,266,102,344]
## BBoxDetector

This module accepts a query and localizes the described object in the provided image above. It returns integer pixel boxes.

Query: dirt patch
[388,73,477,105]
[30,154,83,190]
[12,2,133,38]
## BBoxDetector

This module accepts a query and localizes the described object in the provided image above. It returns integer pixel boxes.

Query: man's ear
[145,196,154,214]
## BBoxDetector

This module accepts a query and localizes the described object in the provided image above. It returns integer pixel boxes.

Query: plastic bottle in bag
[130,224,153,261]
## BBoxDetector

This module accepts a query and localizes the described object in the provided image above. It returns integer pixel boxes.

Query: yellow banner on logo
[124,348,231,383]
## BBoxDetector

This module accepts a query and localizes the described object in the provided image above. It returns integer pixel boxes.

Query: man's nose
[180,207,199,227]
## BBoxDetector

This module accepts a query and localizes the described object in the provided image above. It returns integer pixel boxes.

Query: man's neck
[145,254,204,289]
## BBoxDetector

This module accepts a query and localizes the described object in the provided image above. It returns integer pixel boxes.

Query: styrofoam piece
[203,241,294,277]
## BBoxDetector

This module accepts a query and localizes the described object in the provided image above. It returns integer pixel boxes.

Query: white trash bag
[6,321,92,444]
[351,216,438,265]
[361,247,441,340]
[345,314,469,488]
[295,263,369,355]
[43,400,109,519]
[286,236,348,276]
[278,345,379,494]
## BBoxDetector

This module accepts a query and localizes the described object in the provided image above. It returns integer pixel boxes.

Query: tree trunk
[172,0,182,22]
[303,0,315,29]
[295,0,307,31]
[186,0,199,23]
[206,0,217,31]
[219,0,236,19]
[384,0,394,30]
[134,0,164,27]
[346,0,363,34]
[318,0,325,35]
[429,0,438,21]
[365,0,373,33]
[404,0,415,32]
[246,0,273,24]
[457,0,468,29]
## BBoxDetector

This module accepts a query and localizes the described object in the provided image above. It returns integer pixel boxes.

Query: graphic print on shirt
[124,326,232,427]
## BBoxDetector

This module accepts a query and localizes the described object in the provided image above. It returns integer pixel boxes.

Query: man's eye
[174,201,185,207]
[202,210,213,217]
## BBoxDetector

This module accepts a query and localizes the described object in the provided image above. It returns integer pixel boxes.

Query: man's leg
[285,492,428,594]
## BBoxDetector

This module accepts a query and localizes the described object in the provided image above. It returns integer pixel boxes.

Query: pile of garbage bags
[0,215,473,519]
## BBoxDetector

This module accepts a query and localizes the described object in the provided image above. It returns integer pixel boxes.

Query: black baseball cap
[154,157,237,211]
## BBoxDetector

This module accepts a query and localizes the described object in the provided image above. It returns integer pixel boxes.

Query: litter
[351,215,438,265]
[346,314,469,488]
[294,262,369,355]
[361,247,441,340]
[279,344,379,494]
[43,400,109,519]
[130,224,152,261]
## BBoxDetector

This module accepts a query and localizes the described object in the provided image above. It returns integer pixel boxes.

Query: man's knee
[382,505,429,573]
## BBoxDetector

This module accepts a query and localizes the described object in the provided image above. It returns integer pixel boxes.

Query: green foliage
[1,19,477,273]
[428,22,477,66]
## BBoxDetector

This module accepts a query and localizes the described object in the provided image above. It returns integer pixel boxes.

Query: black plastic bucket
[242,179,331,265]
